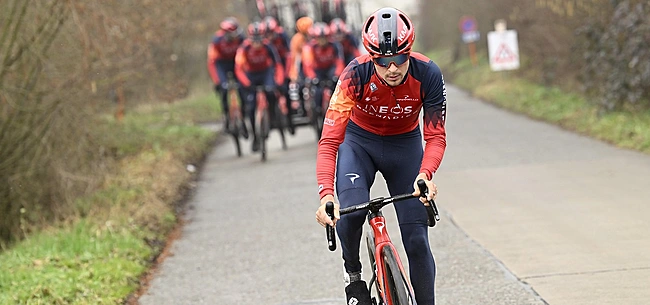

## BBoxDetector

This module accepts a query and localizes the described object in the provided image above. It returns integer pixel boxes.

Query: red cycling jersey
[234,40,285,87]
[316,52,447,198]
[301,40,345,79]
[206,30,245,84]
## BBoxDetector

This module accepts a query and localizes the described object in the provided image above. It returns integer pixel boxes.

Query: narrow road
[140,80,650,304]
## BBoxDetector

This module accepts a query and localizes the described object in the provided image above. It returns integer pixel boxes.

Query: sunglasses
[372,53,410,68]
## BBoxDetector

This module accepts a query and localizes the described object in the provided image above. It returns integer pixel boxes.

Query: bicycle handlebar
[325,179,440,251]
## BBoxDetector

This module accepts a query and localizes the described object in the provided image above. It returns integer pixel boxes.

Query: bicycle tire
[231,132,242,157]
[259,108,269,162]
[366,231,382,300]
[382,247,413,305]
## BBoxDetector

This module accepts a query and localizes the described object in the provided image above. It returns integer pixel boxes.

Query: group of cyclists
[207,13,360,152]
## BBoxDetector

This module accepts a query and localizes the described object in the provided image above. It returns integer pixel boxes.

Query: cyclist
[264,16,295,134]
[287,16,313,120]
[314,7,447,305]
[301,22,345,115]
[207,17,245,130]
[234,21,285,152]
[329,18,360,66]
[287,16,313,84]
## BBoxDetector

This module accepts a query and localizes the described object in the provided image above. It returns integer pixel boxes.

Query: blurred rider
[287,16,313,84]
[264,16,294,134]
[207,17,245,129]
[329,18,360,66]
[302,22,345,114]
[234,21,285,152]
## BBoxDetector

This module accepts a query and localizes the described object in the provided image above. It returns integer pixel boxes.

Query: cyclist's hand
[316,194,340,228]
[412,173,438,205]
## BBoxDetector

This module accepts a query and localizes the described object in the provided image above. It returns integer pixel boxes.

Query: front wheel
[366,231,381,301]
[382,247,414,305]
[258,109,269,161]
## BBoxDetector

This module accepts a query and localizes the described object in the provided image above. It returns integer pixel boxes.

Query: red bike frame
[325,180,441,305]
[368,216,416,304]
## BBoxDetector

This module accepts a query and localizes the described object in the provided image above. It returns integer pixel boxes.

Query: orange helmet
[296,16,314,34]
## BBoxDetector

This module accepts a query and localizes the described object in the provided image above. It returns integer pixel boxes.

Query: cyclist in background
[264,16,295,134]
[329,18,360,66]
[301,22,345,114]
[314,7,447,305]
[207,17,245,130]
[287,16,313,84]
[234,21,285,152]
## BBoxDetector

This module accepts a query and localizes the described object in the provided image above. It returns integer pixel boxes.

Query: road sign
[487,30,520,71]
[462,31,480,43]
[458,15,477,33]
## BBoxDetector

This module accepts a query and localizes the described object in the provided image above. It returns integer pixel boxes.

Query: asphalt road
[139,84,569,305]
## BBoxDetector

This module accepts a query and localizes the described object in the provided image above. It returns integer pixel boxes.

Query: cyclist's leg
[216,61,231,124]
[261,68,279,129]
[244,72,263,138]
[335,130,378,275]
[313,70,326,113]
[379,132,436,305]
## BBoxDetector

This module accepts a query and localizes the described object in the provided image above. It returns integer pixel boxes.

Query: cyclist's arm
[417,56,447,179]
[267,45,285,85]
[301,44,317,80]
[316,64,360,199]
[234,46,251,87]
[333,43,345,77]
[288,34,304,81]
[207,42,220,84]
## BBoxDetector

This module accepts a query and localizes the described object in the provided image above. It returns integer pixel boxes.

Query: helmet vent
[364,16,374,32]
[399,14,411,29]
[382,13,391,19]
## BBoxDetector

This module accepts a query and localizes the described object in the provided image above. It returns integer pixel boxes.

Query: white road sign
[487,30,520,71]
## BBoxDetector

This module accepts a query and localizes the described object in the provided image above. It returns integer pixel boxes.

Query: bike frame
[368,212,415,305]
[325,180,441,305]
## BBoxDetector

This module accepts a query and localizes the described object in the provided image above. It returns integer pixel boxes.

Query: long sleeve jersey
[316,52,447,198]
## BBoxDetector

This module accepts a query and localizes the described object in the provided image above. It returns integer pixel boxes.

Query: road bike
[254,86,287,162]
[224,73,248,157]
[325,180,440,305]
[304,77,335,141]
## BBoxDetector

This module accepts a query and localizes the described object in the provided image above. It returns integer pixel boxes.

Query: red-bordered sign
[458,15,477,33]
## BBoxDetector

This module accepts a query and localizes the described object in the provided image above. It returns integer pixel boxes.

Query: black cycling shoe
[251,137,260,152]
[345,281,372,305]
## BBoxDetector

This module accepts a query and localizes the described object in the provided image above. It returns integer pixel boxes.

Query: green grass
[0,93,222,304]
[0,222,151,305]
[429,49,650,154]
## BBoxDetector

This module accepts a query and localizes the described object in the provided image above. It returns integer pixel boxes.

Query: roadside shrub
[579,1,650,112]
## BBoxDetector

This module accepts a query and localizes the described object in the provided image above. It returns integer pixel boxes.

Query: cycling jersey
[268,30,291,67]
[301,40,345,80]
[316,52,447,198]
[287,33,309,81]
[207,30,245,85]
[338,34,361,65]
[234,40,284,87]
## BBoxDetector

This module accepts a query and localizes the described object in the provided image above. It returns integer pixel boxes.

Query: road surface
[138,82,650,304]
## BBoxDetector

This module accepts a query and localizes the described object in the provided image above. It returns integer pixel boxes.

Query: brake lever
[416,179,440,227]
[325,201,337,251]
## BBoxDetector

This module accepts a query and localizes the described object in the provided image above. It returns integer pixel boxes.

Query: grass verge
[0,93,222,305]
[429,49,650,154]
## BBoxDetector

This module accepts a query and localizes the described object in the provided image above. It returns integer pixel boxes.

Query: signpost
[458,15,480,66]
[487,20,520,71]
